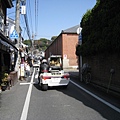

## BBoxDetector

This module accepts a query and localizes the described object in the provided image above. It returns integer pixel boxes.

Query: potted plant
[0,85,2,93]
[1,73,9,91]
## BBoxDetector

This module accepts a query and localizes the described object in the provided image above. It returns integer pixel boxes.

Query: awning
[0,32,18,52]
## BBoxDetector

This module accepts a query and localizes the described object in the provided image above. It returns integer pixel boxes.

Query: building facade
[45,25,80,69]
[0,0,18,86]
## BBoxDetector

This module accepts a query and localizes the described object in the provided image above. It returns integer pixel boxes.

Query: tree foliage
[23,40,32,47]
[34,38,52,51]
[23,38,53,51]
[76,0,120,56]
[51,36,58,41]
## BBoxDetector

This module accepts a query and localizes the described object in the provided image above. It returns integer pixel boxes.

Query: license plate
[52,78,60,82]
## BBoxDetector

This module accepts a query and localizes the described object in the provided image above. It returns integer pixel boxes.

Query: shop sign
[20,64,24,76]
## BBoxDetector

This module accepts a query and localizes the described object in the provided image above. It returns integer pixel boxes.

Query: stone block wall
[82,53,120,93]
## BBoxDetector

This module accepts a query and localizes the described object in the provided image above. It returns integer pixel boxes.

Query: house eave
[6,0,14,8]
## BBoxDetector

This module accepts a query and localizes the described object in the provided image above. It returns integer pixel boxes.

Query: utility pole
[15,0,21,79]
[15,0,20,48]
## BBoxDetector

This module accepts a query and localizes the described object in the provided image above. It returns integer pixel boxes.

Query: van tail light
[41,76,51,80]
[61,74,69,80]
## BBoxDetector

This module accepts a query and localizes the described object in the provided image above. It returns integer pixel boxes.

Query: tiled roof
[61,25,80,33]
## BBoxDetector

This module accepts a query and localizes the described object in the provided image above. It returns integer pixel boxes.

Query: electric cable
[35,0,37,39]
[36,0,39,39]
[21,0,31,40]
[27,0,33,36]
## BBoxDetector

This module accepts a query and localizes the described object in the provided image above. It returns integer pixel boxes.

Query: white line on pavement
[70,80,120,113]
[20,82,36,85]
[20,68,35,120]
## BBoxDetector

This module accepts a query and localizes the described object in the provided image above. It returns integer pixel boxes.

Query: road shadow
[57,82,120,120]
[33,69,120,119]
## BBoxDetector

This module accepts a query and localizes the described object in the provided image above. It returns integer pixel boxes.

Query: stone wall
[82,53,120,93]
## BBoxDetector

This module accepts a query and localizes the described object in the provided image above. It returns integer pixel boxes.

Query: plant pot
[1,85,7,91]
[0,86,2,93]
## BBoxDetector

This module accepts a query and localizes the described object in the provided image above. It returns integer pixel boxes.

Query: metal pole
[79,32,82,81]
[77,27,82,82]
[80,55,82,81]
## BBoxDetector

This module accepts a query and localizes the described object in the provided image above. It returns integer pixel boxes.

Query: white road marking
[20,68,35,120]
[19,69,119,120]
[20,82,35,85]
[70,80,120,113]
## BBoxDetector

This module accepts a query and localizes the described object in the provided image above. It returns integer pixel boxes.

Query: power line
[36,0,39,38]
[7,11,15,15]
[24,14,31,39]
[34,0,39,39]
[35,0,37,39]
[28,0,33,35]
[21,0,31,40]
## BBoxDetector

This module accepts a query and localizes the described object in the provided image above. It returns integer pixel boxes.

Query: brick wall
[45,33,78,68]
[82,53,120,93]
[62,34,78,67]
[45,35,62,59]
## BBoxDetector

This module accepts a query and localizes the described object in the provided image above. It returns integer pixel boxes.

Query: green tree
[34,38,52,51]
[51,36,58,41]
[76,0,120,56]
[23,40,32,47]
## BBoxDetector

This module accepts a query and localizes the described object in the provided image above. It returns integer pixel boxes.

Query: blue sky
[7,0,96,40]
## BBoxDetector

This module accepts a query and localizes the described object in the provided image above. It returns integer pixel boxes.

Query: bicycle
[82,63,91,84]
